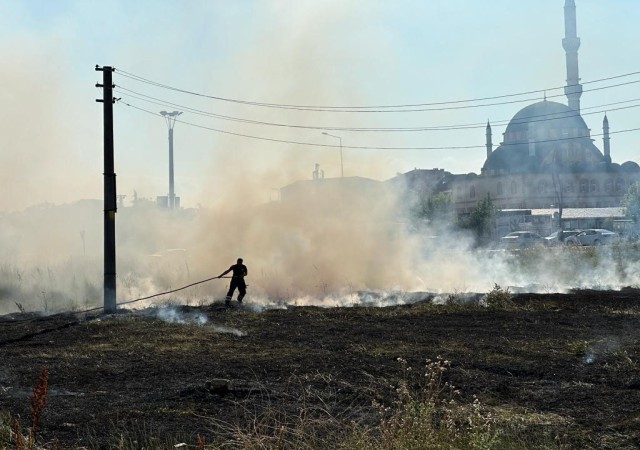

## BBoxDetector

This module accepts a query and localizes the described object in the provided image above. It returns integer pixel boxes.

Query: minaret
[485,121,493,159]
[563,0,583,112]
[603,114,611,164]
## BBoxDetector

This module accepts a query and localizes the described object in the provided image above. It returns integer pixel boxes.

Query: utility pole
[321,132,344,177]
[160,111,182,208]
[96,65,117,314]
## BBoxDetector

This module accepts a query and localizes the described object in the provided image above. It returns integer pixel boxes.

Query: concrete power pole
[95,65,117,314]
[160,111,182,209]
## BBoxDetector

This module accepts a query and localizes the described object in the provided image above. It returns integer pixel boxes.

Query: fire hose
[2,275,235,325]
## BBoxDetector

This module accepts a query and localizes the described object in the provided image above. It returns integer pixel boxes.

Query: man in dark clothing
[219,258,248,304]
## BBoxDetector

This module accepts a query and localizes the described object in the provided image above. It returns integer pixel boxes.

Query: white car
[564,229,619,246]
[499,231,544,249]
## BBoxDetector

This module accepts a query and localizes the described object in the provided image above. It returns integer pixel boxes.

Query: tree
[422,191,454,222]
[621,181,640,222]
[460,194,497,245]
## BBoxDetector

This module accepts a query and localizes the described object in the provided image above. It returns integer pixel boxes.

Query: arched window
[497,182,503,196]
[510,181,518,194]
[616,178,625,193]
[605,179,613,193]
[580,179,589,193]
[564,181,574,193]
[590,180,598,192]
[470,186,476,199]
[538,181,546,194]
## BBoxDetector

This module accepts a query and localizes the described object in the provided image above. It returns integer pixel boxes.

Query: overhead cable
[115,68,640,111]
[118,99,640,151]
[115,86,640,133]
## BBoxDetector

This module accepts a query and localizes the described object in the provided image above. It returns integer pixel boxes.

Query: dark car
[543,230,581,246]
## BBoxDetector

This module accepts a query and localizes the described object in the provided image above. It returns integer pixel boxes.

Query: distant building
[446,1,640,214]
[281,2,640,233]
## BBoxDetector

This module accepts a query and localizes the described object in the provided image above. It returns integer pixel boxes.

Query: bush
[482,284,514,310]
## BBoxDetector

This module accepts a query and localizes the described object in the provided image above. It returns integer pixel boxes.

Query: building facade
[450,0,640,214]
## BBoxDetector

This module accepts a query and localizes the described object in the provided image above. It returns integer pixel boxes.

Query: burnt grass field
[2,289,640,449]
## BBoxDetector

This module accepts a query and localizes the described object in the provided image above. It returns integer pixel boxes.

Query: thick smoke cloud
[2,1,640,316]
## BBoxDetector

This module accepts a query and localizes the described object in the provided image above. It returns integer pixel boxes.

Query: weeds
[0,366,49,450]
[1,360,565,449]
[371,357,500,450]
[11,417,28,450]
[30,366,48,433]
[482,284,514,310]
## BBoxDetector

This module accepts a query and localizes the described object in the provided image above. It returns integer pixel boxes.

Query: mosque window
[510,181,517,195]
[579,179,588,193]
[564,181,574,193]
[470,186,476,199]
[456,186,462,199]
[497,182,503,196]
[590,180,598,192]
[616,178,625,193]
[605,179,613,192]
[538,181,546,194]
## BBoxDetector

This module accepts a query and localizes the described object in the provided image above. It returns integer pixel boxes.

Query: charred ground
[2,289,640,448]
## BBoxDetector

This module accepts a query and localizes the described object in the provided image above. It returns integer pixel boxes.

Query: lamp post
[322,132,343,177]
[160,110,182,208]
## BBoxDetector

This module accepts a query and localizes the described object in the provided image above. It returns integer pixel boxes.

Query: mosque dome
[483,100,605,174]
[621,161,640,172]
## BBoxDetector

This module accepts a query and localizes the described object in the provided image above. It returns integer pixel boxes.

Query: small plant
[195,433,205,450]
[613,350,636,370]
[30,365,49,433]
[373,357,501,449]
[567,339,590,356]
[482,284,514,310]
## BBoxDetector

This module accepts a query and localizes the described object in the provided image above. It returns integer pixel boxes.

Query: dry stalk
[30,365,49,433]
[195,433,205,450]
[11,417,26,450]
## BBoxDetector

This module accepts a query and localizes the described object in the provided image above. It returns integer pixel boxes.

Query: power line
[118,99,640,151]
[115,85,640,133]
[115,68,640,111]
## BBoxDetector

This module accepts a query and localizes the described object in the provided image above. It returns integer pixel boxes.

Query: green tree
[461,194,497,245]
[422,191,453,222]
[621,181,640,222]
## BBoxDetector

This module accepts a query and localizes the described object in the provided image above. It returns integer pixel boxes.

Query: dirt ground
[2,289,640,449]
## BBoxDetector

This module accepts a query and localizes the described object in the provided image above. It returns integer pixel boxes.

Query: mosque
[449,0,640,214]
[282,0,639,232]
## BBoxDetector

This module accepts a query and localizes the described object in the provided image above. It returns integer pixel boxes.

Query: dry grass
[1,359,565,450]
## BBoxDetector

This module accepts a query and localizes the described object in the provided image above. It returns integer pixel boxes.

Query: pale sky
[1,0,639,210]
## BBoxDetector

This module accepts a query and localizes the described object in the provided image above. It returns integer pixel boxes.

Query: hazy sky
[1,0,639,210]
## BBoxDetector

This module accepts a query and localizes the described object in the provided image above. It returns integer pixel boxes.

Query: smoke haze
[2,1,640,315]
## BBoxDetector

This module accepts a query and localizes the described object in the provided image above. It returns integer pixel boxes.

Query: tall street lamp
[322,132,343,177]
[160,110,182,208]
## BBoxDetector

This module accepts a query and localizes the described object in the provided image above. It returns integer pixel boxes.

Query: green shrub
[482,284,514,310]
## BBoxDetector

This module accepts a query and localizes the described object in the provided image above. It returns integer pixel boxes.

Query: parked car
[543,230,581,246]
[499,231,544,249]
[564,229,619,246]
